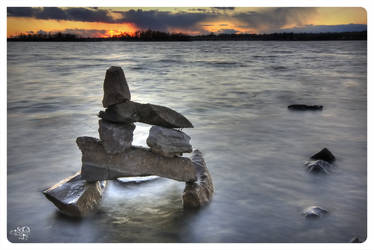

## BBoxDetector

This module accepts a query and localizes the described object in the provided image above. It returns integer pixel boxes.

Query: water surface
[7,41,367,242]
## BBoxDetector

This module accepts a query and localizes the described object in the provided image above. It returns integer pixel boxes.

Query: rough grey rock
[311,148,335,163]
[76,136,197,182]
[102,66,131,108]
[302,206,328,218]
[288,104,323,111]
[98,100,193,128]
[98,119,135,154]
[42,171,106,217]
[183,150,214,208]
[350,237,363,243]
[304,160,332,174]
[146,125,192,157]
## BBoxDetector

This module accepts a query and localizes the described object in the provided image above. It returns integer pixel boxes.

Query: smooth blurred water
[7,41,366,242]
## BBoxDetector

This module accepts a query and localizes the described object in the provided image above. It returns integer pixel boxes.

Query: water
[7,41,367,243]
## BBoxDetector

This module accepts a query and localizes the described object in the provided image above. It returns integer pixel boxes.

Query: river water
[7,41,367,242]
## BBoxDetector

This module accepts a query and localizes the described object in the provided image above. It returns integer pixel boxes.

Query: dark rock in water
[350,237,363,243]
[288,104,323,111]
[76,136,197,182]
[42,171,106,217]
[147,125,192,157]
[98,100,193,128]
[183,150,214,208]
[303,206,328,218]
[102,66,131,108]
[311,148,335,163]
[98,119,135,154]
[304,160,332,174]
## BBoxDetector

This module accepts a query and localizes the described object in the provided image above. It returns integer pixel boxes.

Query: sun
[109,30,114,37]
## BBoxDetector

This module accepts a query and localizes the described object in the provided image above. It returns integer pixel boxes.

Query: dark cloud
[8,7,115,23]
[216,28,239,34]
[233,7,318,32]
[116,9,218,31]
[279,24,367,33]
[63,28,107,37]
[212,7,235,10]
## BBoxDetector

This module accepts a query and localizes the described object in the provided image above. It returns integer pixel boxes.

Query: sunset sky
[7,7,367,38]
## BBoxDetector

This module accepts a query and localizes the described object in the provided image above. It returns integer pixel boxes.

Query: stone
[304,160,332,174]
[98,119,135,154]
[98,100,193,128]
[183,150,214,208]
[302,206,328,218]
[76,136,197,182]
[350,237,363,243]
[311,148,335,163]
[146,125,192,157]
[102,66,131,108]
[42,171,106,217]
[288,104,323,111]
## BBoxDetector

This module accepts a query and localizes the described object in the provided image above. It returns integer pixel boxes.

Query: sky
[7,7,367,38]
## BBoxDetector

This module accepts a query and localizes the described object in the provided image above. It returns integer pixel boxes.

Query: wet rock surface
[98,119,135,154]
[288,104,323,111]
[98,100,193,128]
[183,150,214,208]
[303,206,328,218]
[43,171,106,217]
[311,148,336,163]
[147,125,192,157]
[304,160,332,174]
[76,136,197,182]
[102,66,131,108]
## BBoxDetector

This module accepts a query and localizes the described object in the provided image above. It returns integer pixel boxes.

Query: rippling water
[7,41,367,242]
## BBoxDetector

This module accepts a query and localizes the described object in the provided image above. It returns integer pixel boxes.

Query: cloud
[233,7,318,32]
[212,7,235,10]
[115,9,218,31]
[279,24,367,33]
[216,28,239,34]
[8,7,115,23]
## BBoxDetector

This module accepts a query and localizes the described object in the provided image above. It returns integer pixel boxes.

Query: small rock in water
[304,160,332,174]
[42,171,106,217]
[102,66,131,108]
[350,237,363,243]
[99,100,193,128]
[147,125,192,157]
[303,206,328,218]
[288,104,323,111]
[98,119,135,154]
[183,150,214,208]
[311,148,335,163]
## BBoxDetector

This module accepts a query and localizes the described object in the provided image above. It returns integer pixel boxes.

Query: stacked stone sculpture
[43,66,214,217]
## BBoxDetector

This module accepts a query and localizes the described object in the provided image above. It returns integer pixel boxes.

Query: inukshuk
[43,66,214,217]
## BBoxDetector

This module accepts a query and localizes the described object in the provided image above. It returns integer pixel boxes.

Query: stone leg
[183,150,214,208]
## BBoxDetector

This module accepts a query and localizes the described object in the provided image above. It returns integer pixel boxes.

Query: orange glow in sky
[7,7,367,38]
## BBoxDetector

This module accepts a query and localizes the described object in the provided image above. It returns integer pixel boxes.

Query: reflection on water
[7,41,366,242]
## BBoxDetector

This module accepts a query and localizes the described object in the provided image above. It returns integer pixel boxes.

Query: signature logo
[9,226,31,241]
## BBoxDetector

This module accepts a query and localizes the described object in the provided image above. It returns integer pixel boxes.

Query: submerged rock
[183,150,214,208]
[102,66,131,108]
[303,206,328,218]
[350,237,363,243]
[98,119,135,154]
[98,100,193,128]
[311,148,335,163]
[42,171,106,217]
[304,160,332,174]
[288,104,323,111]
[147,125,192,157]
[76,136,197,182]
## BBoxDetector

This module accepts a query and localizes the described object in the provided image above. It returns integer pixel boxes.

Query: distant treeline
[8,29,367,42]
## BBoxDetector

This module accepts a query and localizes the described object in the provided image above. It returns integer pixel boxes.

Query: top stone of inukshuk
[43,66,213,217]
